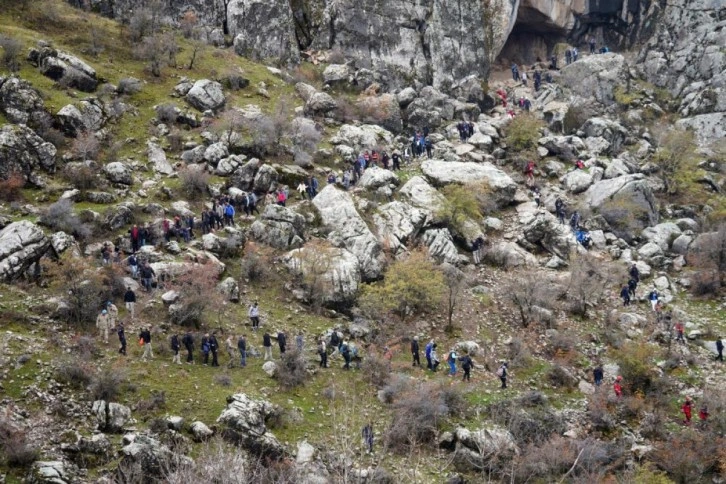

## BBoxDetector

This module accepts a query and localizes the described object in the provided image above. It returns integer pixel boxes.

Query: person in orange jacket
[613,375,623,397]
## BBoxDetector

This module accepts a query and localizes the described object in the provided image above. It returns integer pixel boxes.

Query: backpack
[448,352,456,363]
[496,366,504,377]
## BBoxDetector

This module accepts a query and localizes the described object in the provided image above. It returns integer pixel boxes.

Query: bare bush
[90,367,128,402]
[135,390,167,414]
[489,393,565,446]
[566,254,617,317]
[0,35,22,72]
[652,431,722,483]
[0,172,25,202]
[117,77,142,96]
[547,365,576,389]
[55,359,94,389]
[378,374,409,404]
[74,335,101,359]
[128,6,159,42]
[168,263,223,328]
[179,11,198,39]
[688,224,726,295]
[178,167,209,200]
[514,435,576,482]
[63,162,97,191]
[384,383,464,453]
[70,131,101,160]
[0,419,39,468]
[361,354,391,387]
[46,255,104,327]
[156,103,179,124]
[505,274,554,328]
[40,199,93,241]
[275,349,308,390]
[240,250,268,282]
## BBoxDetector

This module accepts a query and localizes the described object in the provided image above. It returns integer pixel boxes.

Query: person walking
[96,309,110,344]
[430,343,440,372]
[117,322,127,355]
[225,335,236,367]
[171,333,181,364]
[341,340,352,370]
[263,332,273,361]
[128,253,139,279]
[628,278,638,299]
[648,288,659,311]
[329,330,341,359]
[699,404,709,423]
[682,396,693,425]
[209,333,219,367]
[471,236,484,264]
[238,334,247,368]
[201,333,210,365]
[460,353,473,382]
[140,326,153,360]
[318,338,328,368]
[629,263,640,283]
[593,365,604,386]
[613,375,623,397]
[425,339,434,370]
[674,321,686,344]
[620,284,631,306]
[248,301,260,330]
[716,338,724,362]
[589,36,596,54]
[123,287,136,320]
[447,349,458,376]
[295,331,304,352]
[183,330,194,364]
[277,331,287,355]
[411,336,421,367]
[362,423,374,454]
[497,362,508,389]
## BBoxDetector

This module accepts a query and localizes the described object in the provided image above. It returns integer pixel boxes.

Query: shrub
[0,419,39,468]
[215,373,232,387]
[0,172,25,202]
[514,435,576,482]
[63,162,97,191]
[74,335,101,359]
[0,35,22,72]
[70,132,101,160]
[503,113,543,154]
[505,274,554,328]
[168,263,223,327]
[652,431,722,483]
[135,390,166,413]
[117,77,142,95]
[178,167,209,200]
[562,104,594,134]
[90,367,127,402]
[613,342,658,396]
[547,365,576,389]
[240,250,268,282]
[378,374,410,404]
[566,254,617,318]
[180,11,198,39]
[361,354,391,387]
[275,349,308,390]
[384,383,463,453]
[55,359,94,389]
[40,199,93,241]
[156,103,179,124]
[46,256,105,327]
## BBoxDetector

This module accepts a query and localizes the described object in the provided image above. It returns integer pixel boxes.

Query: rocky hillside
[1,0,726,483]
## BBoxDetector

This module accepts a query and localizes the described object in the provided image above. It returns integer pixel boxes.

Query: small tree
[689,224,726,294]
[506,273,552,328]
[46,256,104,328]
[359,249,445,324]
[71,131,101,160]
[566,253,616,318]
[652,126,698,195]
[180,11,198,39]
[504,114,544,155]
[0,35,22,72]
[437,184,481,237]
[442,263,466,332]
[168,263,223,328]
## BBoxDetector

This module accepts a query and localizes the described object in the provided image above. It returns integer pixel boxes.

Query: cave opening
[495,6,569,68]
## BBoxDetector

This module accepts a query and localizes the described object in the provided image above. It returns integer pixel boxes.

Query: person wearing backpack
[182,330,194,364]
[620,284,631,306]
[648,289,659,311]
[447,349,458,376]
[263,332,273,361]
[593,365,603,387]
[497,362,508,389]
[209,332,219,367]
[425,339,434,370]
[171,333,181,364]
[341,341,351,370]
[201,333,210,365]
[430,343,440,372]
[318,339,327,368]
[329,330,341,359]
[411,336,421,367]
[460,353,474,382]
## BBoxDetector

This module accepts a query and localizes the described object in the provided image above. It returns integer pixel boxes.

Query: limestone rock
[312,185,385,280]
[27,460,78,484]
[147,142,173,175]
[190,421,214,442]
[560,53,626,105]
[216,393,285,459]
[582,174,658,229]
[104,162,133,185]
[283,246,361,304]
[0,221,50,281]
[0,124,56,185]
[92,400,131,433]
[421,160,517,205]
[186,79,225,112]
[0,76,47,125]
[262,361,278,377]
[249,204,305,249]
[422,228,466,265]
[358,166,400,190]
[484,241,537,268]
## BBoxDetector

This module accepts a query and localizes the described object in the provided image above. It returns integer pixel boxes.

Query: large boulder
[27,460,79,484]
[522,211,584,260]
[560,169,594,194]
[0,124,56,185]
[450,426,518,472]
[283,245,361,304]
[399,175,446,224]
[0,221,50,281]
[186,79,225,112]
[103,162,133,185]
[38,49,98,92]
[305,91,337,115]
[484,241,537,268]
[120,434,191,477]
[312,185,385,280]
[330,124,394,151]
[422,228,466,265]
[356,93,403,133]
[56,99,105,137]
[373,201,426,254]
[92,400,132,433]
[560,53,627,105]
[147,142,173,175]
[582,118,628,155]
[421,160,517,206]
[582,174,659,230]
[253,164,278,192]
[358,166,399,190]
[641,222,682,251]
[249,204,306,249]
[216,393,286,459]
[0,76,47,125]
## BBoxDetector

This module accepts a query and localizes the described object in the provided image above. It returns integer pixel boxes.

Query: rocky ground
[0,1,725,483]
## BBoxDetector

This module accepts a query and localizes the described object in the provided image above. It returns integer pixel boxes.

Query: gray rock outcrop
[283,245,361,304]
[92,400,132,433]
[216,393,286,459]
[186,79,225,112]
[249,204,305,249]
[373,201,426,254]
[0,76,47,125]
[0,221,50,281]
[560,53,627,105]
[312,185,385,280]
[421,160,517,205]
[0,124,57,185]
[582,174,658,230]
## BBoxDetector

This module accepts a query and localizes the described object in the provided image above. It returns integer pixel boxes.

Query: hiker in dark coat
[411,336,421,367]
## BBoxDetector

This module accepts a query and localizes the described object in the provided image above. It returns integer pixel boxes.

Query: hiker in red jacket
[682,396,693,425]
[524,160,535,187]
[613,375,623,397]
